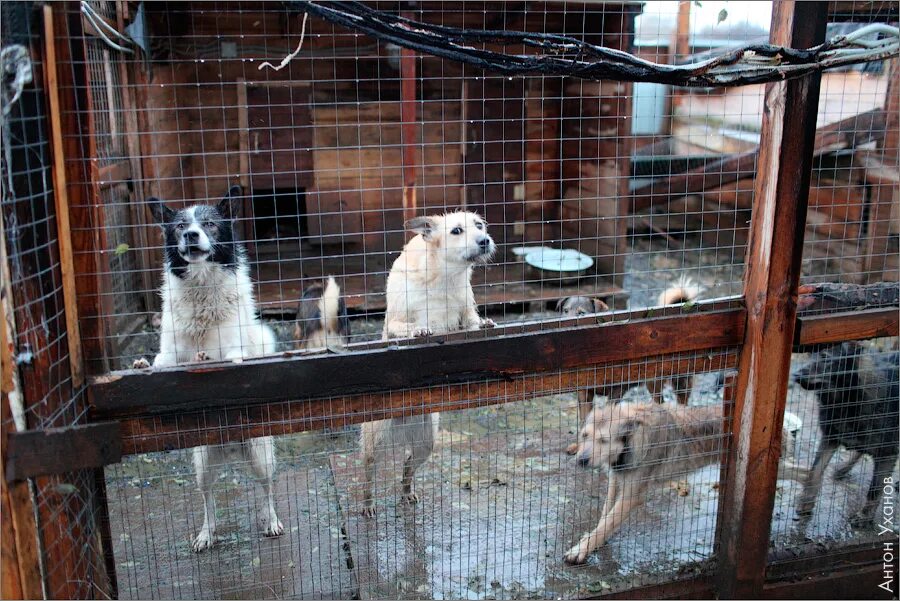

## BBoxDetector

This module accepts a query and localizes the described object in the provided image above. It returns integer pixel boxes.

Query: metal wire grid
[769,338,900,562]
[50,1,810,370]
[2,2,112,598]
[105,349,738,599]
[25,1,894,598]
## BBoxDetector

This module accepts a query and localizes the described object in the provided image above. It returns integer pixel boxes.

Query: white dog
[360,211,496,516]
[136,186,283,552]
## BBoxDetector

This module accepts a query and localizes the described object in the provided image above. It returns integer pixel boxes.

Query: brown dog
[564,401,808,564]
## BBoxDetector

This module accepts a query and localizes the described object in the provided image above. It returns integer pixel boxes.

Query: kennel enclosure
[2,1,899,599]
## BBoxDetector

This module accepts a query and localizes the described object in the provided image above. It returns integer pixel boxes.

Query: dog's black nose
[576,454,590,467]
[478,237,491,249]
[184,230,200,244]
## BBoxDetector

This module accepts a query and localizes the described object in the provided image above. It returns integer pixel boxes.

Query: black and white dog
[136,185,283,552]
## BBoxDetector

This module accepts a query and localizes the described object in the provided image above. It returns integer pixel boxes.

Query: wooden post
[665,0,691,136]
[400,9,418,225]
[716,2,827,597]
[863,59,899,283]
[50,2,111,375]
[1,201,44,601]
[43,4,84,388]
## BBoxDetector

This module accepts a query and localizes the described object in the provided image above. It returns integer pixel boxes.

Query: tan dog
[360,211,496,516]
[562,278,703,455]
[564,402,809,564]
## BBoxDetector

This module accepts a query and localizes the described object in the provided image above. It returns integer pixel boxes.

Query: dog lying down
[564,401,809,564]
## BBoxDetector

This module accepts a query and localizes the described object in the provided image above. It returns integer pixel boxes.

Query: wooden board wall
[134,4,639,267]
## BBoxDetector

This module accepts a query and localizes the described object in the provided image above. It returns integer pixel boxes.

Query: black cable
[284,1,898,87]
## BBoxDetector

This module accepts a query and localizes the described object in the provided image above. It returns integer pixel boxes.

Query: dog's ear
[217,185,244,220]
[148,198,175,224]
[405,216,436,241]
[592,298,609,313]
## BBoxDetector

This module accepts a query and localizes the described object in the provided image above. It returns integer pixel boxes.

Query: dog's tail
[657,275,701,306]
[297,277,351,350]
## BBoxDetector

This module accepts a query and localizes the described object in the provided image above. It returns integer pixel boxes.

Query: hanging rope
[286,1,899,87]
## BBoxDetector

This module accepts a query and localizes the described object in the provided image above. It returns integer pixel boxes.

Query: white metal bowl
[524,248,594,283]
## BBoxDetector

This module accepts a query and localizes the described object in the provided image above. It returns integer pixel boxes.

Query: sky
[636,1,774,37]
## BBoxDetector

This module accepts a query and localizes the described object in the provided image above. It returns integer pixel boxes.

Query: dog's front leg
[797,443,838,518]
[599,473,620,518]
[564,481,643,564]
[385,319,431,339]
[463,298,494,330]
[192,446,217,552]
[248,438,283,537]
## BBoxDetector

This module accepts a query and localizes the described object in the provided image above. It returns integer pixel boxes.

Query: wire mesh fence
[769,336,899,562]
[105,351,740,599]
[2,0,898,598]
[2,2,111,598]
[48,1,896,371]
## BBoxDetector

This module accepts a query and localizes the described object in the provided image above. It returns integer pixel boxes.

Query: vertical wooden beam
[51,2,110,375]
[863,59,899,283]
[1,210,44,601]
[400,9,418,225]
[43,4,84,388]
[116,0,157,314]
[666,0,692,135]
[716,2,827,598]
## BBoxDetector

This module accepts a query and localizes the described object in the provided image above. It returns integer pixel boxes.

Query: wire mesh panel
[105,349,742,599]
[28,0,897,598]
[770,338,899,561]
[55,0,819,372]
[1,2,112,597]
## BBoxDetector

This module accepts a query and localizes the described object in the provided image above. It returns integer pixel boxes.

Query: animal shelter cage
[1,0,898,599]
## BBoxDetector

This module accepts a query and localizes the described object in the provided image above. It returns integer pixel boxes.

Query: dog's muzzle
[180,231,211,261]
[469,237,495,262]
[576,452,591,467]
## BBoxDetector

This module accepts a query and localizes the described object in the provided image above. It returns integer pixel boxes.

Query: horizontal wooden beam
[4,422,121,481]
[594,538,892,599]
[112,352,738,455]
[795,307,899,348]
[90,308,746,416]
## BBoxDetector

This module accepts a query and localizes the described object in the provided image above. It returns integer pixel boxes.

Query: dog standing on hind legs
[360,211,496,516]
[135,186,283,552]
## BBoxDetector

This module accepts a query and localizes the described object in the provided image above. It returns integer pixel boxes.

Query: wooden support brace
[4,422,122,482]
[716,2,828,597]
[43,4,85,388]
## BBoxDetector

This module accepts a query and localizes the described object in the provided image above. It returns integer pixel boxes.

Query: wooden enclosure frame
[4,1,898,598]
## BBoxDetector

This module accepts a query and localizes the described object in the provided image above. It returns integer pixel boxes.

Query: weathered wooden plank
[54,4,111,374]
[716,3,828,598]
[864,60,899,283]
[5,422,122,482]
[0,260,43,599]
[90,308,745,415]
[630,108,888,214]
[795,307,899,348]
[107,351,738,456]
[44,4,84,388]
